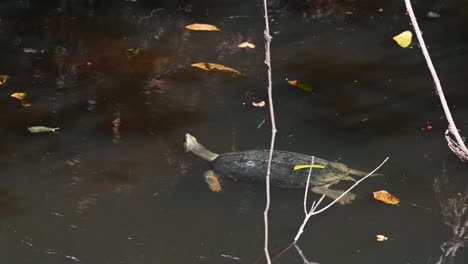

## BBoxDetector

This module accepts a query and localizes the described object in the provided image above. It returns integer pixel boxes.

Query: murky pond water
[0,0,467,263]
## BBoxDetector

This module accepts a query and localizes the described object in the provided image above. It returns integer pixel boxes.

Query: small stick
[404,0,468,161]
[294,244,320,264]
[262,0,276,262]
[303,156,315,215]
[293,157,389,243]
[137,8,165,24]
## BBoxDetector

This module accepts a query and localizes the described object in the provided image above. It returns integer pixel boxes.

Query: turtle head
[184,133,199,152]
[184,133,219,161]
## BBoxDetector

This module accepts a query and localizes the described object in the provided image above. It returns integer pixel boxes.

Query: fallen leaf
[376,235,388,242]
[28,126,60,133]
[238,42,255,48]
[21,101,32,107]
[426,11,441,18]
[191,62,242,75]
[422,124,433,131]
[22,48,44,54]
[252,101,265,107]
[11,92,32,107]
[373,190,400,205]
[185,23,220,31]
[393,31,412,48]
[11,92,27,100]
[292,164,326,171]
[125,48,142,59]
[0,75,10,86]
[287,80,313,93]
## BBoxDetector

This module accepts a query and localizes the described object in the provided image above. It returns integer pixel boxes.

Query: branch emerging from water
[262,0,276,262]
[404,0,468,161]
[293,157,390,243]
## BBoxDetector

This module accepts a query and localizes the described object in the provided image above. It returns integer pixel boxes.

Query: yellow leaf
[373,190,400,205]
[0,75,10,86]
[11,92,32,107]
[393,31,412,48]
[11,92,27,100]
[292,164,326,171]
[287,80,313,93]
[185,23,220,31]
[238,42,255,48]
[191,62,242,75]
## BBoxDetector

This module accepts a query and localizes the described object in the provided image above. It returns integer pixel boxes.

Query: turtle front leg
[311,184,356,205]
[203,170,222,192]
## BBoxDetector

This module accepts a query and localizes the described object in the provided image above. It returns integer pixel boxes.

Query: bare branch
[293,157,389,243]
[262,0,276,263]
[404,0,468,161]
[294,244,320,264]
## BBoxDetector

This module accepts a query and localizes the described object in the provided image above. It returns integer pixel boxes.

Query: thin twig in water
[293,157,389,243]
[137,8,165,24]
[257,119,266,129]
[262,0,276,262]
[294,243,320,264]
[303,156,315,215]
[404,0,468,161]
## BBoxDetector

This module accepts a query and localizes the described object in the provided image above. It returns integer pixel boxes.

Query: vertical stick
[404,0,468,160]
[262,0,276,263]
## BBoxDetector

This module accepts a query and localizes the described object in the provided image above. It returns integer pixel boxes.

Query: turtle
[184,133,382,205]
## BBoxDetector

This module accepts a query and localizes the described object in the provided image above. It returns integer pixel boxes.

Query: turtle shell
[212,150,350,188]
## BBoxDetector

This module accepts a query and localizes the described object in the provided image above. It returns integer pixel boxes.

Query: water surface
[0,0,467,263]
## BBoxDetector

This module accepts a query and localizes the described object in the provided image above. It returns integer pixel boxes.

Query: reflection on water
[434,170,468,264]
[0,0,467,263]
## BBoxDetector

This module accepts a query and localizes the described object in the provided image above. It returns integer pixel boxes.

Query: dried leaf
[21,101,32,107]
[376,235,388,242]
[22,48,44,54]
[238,42,255,48]
[292,164,326,171]
[28,126,60,133]
[125,48,142,59]
[252,101,265,107]
[185,23,220,31]
[11,92,28,100]
[0,75,10,86]
[393,31,412,48]
[287,80,313,93]
[191,62,242,75]
[373,190,400,205]
[11,92,32,107]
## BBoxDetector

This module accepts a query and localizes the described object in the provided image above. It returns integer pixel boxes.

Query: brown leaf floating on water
[185,23,220,31]
[373,190,400,205]
[191,62,242,75]
[238,42,255,48]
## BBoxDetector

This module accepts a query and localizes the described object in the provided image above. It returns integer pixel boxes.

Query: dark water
[0,0,467,263]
